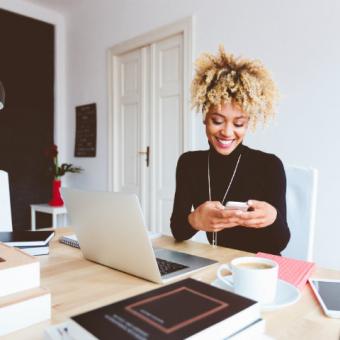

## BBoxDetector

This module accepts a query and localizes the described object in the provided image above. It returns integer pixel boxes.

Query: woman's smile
[215,137,234,149]
[205,102,249,155]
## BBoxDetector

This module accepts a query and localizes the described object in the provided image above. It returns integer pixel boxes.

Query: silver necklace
[208,152,242,246]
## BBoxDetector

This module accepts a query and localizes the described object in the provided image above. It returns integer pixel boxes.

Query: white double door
[114,34,184,235]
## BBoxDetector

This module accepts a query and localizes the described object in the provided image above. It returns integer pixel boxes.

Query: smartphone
[225,201,249,212]
[309,278,340,318]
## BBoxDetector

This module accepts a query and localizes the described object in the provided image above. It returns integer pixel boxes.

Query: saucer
[211,276,301,311]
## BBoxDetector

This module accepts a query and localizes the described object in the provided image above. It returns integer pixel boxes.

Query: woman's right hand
[188,201,240,232]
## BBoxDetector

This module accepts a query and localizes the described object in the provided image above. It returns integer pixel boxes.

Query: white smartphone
[225,201,249,212]
[309,278,340,318]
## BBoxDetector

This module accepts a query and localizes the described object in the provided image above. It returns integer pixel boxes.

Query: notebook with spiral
[59,234,80,249]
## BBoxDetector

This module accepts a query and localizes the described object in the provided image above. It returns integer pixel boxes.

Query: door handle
[138,146,150,167]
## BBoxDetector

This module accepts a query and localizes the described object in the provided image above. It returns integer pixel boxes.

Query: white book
[44,319,272,340]
[18,245,50,256]
[44,322,76,340]
[228,318,266,339]
[0,243,40,297]
[0,287,51,336]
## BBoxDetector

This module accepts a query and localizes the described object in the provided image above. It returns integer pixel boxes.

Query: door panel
[121,103,139,194]
[151,34,183,235]
[159,96,181,191]
[121,61,138,96]
[117,50,142,198]
[160,46,180,84]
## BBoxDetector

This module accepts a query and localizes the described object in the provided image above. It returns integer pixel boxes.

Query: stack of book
[0,230,54,256]
[0,243,51,336]
[45,278,267,339]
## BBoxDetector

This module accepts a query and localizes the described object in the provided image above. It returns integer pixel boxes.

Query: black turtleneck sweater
[170,144,290,254]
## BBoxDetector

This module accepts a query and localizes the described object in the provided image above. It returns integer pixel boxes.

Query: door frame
[107,16,195,192]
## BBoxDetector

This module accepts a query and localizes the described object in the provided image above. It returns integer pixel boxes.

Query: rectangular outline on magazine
[125,286,228,334]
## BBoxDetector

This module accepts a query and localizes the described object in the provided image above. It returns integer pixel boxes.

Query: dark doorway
[0,9,54,229]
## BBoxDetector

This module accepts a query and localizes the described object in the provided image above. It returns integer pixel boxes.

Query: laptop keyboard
[156,258,188,276]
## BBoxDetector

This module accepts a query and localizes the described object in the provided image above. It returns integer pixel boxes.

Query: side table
[30,204,67,231]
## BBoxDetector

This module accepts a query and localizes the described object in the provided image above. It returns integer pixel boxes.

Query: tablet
[309,278,340,318]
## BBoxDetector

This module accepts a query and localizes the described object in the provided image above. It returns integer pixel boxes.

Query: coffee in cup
[235,262,274,270]
[217,256,278,304]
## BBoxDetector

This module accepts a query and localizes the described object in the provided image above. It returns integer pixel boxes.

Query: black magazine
[68,278,260,339]
[0,231,54,246]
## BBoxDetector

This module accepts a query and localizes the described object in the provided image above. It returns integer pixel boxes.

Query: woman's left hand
[235,200,277,229]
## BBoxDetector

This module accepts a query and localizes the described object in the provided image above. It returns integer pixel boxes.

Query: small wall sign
[74,103,96,157]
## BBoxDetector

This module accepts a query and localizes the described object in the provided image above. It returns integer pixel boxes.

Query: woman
[170,46,290,254]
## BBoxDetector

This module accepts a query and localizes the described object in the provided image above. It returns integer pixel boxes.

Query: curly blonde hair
[191,45,279,127]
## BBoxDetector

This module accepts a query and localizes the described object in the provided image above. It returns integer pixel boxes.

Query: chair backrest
[0,170,13,231]
[282,165,318,261]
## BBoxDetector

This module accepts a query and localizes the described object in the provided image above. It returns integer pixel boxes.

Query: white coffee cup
[217,256,278,304]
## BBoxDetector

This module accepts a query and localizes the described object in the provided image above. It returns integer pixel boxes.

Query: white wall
[9,0,340,270]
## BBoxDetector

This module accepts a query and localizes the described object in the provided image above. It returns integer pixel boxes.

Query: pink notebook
[256,252,315,290]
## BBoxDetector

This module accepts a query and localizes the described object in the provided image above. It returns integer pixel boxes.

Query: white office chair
[0,170,13,231]
[192,165,318,261]
[282,165,318,261]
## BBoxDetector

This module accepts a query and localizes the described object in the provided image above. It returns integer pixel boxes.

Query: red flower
[44,144,58,158]
[50,144,58,158]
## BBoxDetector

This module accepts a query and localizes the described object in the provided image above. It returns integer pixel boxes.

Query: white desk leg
[31,207,36,231]
[52,213,57,228]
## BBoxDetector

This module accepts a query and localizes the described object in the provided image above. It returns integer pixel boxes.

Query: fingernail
[248,200,252,205]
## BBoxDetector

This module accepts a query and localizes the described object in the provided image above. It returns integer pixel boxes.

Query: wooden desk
[4,228,340,340]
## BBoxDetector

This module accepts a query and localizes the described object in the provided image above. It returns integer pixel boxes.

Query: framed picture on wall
[74,103,96,157]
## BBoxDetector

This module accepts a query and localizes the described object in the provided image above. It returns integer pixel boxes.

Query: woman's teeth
[217,138,233,146]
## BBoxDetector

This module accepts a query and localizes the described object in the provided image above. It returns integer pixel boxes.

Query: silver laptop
[62,188,216,283]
